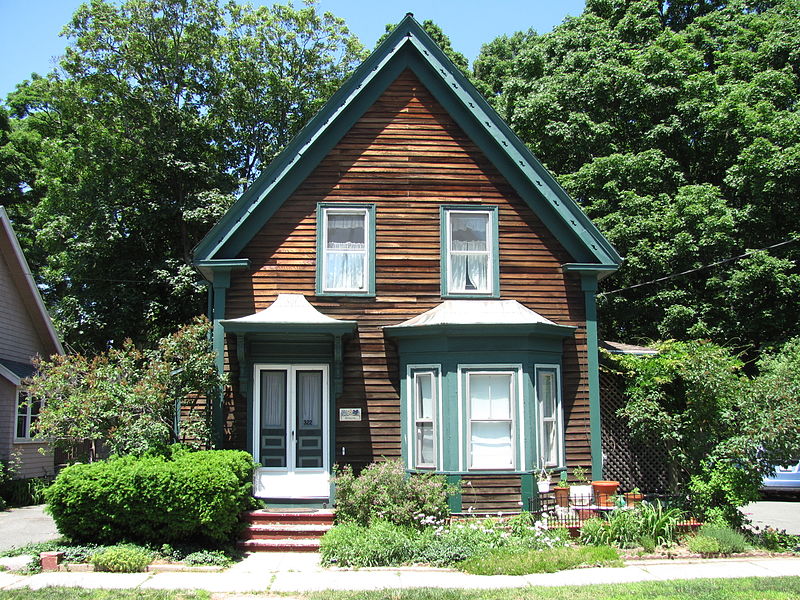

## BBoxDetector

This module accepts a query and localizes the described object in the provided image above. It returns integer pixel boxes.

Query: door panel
[259,370,287,468]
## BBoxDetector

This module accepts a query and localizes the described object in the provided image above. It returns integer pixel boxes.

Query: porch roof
[220,294,356,335]
[384,300,575,337]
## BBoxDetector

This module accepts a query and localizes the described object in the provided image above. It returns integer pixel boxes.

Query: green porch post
[581,274,603,480]
[446,474,462,513]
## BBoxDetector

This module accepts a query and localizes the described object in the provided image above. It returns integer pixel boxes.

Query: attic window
[441,206,499,297]
[317,204,375,296]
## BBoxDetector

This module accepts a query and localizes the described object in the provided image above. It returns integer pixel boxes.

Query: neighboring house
[0,206,64,480]
[194,15,622,511]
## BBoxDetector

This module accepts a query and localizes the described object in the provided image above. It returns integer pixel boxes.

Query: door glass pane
[296,370,323,469]
[470,422,512,468]
[260,370,286,468]
[416,423,434,466]
[416,373,434,419]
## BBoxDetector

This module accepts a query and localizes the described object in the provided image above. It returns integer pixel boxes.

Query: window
[442,207,498,297]
[317,204,375,295]
[15,390,40,441]
[413,370,437,468]
[536,365,564,468]
[466,371,515,469]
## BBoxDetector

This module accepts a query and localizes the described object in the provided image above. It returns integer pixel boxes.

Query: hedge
[45,448,256,544]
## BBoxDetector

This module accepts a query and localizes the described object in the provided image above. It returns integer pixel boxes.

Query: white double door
[252,364,330,499]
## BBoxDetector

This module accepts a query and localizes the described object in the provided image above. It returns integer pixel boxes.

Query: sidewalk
[0,553,799,593]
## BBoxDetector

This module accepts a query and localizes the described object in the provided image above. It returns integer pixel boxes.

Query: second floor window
[442,207,498,297]
[318,205,374,295]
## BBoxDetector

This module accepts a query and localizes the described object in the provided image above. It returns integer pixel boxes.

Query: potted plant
[591,478,620,508]
[537,467,552,493]
[553,470,569,507]
[624,487,644,507]
[569,466,593,507]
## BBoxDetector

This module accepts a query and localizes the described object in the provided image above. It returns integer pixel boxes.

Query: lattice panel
[601,370,669,492]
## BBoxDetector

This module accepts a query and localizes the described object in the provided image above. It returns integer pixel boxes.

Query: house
[0,206,64,480]
[194,15,622,511]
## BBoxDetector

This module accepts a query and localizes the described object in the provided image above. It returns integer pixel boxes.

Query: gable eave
[194,15,621,269]
[0,206,64,356]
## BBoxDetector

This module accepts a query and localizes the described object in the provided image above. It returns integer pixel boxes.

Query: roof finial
[405,12,414,18]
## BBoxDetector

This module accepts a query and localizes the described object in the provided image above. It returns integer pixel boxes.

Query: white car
[762,462,800,494]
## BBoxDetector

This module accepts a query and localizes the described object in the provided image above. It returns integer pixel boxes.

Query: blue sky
[0,0,586,100]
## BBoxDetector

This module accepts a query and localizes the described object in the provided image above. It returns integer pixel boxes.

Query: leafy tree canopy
[474,0,800,352]
[2,0,365,352]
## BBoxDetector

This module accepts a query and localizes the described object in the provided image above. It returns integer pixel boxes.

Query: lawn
[0,591,209,600]
[307,576,800,600]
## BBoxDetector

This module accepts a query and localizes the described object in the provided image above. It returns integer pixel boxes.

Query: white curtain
[449,214,489,292]
[297,371,322,429]
[469,374,513,468]
[326,213,366,290]
[470,422,513,468]
[261,371,285,428]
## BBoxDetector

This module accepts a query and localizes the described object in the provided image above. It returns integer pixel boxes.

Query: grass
[307,576,800,599]
[0,591,209,600]
[458,545,622,575]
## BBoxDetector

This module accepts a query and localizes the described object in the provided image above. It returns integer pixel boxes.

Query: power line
[599,237,800,297]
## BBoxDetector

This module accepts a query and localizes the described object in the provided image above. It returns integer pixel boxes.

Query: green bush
[183,550,233,567]
[580,518,611,546]
[697,523,749,554]
[688,534,721,555]
[333,460,450,528]
[579,501,682,549]
[320,521,414,567]
[45,448,256,544]
[91,546,152,572]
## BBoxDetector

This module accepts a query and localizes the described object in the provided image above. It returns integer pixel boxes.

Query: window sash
[466,372,515,469]
[15,391,39,440]
[537,368,563,468]
[322,208,368,292]
[413,371,437,468]
[445,210,493,294]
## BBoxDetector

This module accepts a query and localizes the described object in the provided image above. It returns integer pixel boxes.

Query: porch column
[581,273,602,480]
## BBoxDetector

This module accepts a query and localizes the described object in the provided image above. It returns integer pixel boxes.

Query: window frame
[14,389,40,442]
[459,365,523,471]
[440,205,500,298]
[406,365,441,470]
[315,203,376,297]
[535,364,565,469]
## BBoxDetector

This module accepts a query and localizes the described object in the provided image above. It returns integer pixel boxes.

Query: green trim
[520,472,534,512]
[439,205,500,298]
[211,278,229,447]
[385,322,575,339]
[563,263,620,281]
[581,274,603,480]
[195,259,250,283]
[315,203,376,297]
[194,15,621,270]
[446,474,462,512]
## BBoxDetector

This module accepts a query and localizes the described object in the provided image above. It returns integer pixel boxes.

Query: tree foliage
[474,0,800,351]
[27,316,224,459]
[2,0,364,352]
[612,338,800,524]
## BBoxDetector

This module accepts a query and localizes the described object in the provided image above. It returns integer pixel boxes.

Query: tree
[378,19,469,76]
[613,337,800,525]
[27,316,224,460]
[474,0,800,352]
[4,0,364,352]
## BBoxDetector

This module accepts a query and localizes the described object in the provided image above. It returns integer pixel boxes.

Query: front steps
[237,509,334,552]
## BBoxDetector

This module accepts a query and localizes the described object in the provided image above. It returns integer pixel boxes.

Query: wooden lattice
[600,370,669,492]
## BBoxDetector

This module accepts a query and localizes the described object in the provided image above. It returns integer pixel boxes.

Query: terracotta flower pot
[591,480,619,507]
[553,485,569,507]
[624,492,644,507]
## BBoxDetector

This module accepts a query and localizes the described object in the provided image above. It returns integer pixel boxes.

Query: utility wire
[599,237,800,297]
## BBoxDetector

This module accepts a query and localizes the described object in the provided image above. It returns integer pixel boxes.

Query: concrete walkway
[0,553,799,593]
[0,505,60,551]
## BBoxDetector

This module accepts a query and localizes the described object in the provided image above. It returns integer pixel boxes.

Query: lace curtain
[449,214,489,292]
[325,213,366,290]
[297,371,322,429]
[261,370,286,428]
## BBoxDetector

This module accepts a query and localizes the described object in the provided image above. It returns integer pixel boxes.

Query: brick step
[237,538,321,552]
[239,523,333,540]
[241,510,335,526]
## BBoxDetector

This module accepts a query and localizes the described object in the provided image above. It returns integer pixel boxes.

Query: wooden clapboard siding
[462,476,523,513]
[223,70,591,483]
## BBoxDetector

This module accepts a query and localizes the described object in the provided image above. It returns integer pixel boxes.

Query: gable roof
[0,206,64,371]
[194,14,622,274]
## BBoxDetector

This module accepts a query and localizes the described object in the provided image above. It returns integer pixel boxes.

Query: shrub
[45,448,256,544]
[183,550,233,567]
[579,501,682,549]
[459,545,621,575]
[753,526,800,552]
[580,518,611,546]
[320,520,414,567]
[697,523,749,554]
[333,460,450,528]
[688,535,721,555]
[411,519,506,566]
[91,546,152,572]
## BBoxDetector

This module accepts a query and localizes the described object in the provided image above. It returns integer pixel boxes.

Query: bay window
[536,365,564,468]
[408,366,440,469]
[466,370,516,469]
